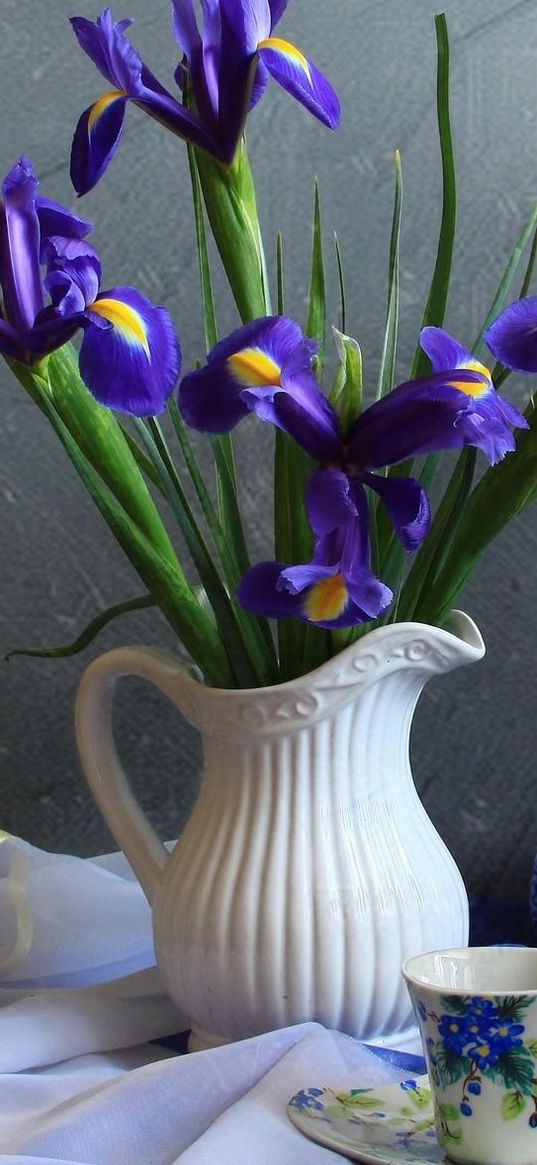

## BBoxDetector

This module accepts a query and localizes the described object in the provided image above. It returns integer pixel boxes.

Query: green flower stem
[167,401,279,681]
[16,367,235,687]
[398,448,477,623]
[194,139,270,324]
[12,347,178,569]
[379,14,456,594]
[137,416,265,688]
[472,198,537,360]
[187,139,256,626]
[417,396,537,626]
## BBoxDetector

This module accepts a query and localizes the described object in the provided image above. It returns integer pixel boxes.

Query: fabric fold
[0,836,421,1163]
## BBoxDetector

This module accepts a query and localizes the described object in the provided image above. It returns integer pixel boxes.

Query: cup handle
[75,646,197,904]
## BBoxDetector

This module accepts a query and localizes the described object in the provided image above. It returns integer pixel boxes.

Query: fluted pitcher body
[75,610,485,1050]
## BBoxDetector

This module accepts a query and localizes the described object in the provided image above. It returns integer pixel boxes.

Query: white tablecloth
[0,833,423,1164]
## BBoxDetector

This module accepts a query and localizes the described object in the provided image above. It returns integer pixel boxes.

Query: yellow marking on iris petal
[448,358,492,399]
[258,36,311,78]
[227,347,282,388]
[88,89,127,131]
[88,298,150,357]
[467,357,491,378]
[305,573,349,623]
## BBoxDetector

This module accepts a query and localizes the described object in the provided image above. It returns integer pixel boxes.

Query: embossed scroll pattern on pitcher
[185,624,464,737]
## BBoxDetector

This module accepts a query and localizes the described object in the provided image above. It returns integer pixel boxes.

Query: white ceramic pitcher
[75,609,485,1051]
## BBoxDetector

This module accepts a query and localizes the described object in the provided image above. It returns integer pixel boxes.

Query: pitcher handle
[75,646,198,905]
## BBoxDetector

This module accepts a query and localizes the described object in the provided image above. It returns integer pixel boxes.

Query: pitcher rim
[168,607,485,700]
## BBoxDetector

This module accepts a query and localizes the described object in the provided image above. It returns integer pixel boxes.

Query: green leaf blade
[330,327,363,430]
[410,13,457,380]
[376,150,403,400]
[6,596,156,661]
[306,179,326,346]
[472,199,537,359]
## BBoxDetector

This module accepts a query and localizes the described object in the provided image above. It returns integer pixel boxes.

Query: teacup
[403,947,537,1165]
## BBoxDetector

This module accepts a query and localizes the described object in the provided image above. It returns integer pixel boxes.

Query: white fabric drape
[0,835,422,1164]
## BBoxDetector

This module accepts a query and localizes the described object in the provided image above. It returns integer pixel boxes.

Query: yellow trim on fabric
[305,573,348,623]
[89,298,151,356]
[88,89,126,131]
[227,347,281,388]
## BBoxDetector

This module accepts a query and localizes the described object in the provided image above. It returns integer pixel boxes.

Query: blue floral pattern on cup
[419,992,537,1149]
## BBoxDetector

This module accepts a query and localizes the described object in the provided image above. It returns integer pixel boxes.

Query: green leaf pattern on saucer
[288,1076,444,1162]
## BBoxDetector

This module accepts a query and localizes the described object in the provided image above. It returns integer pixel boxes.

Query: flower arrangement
[4,3,537,689]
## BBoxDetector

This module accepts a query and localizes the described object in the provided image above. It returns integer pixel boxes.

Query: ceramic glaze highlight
[75,611,485,1050]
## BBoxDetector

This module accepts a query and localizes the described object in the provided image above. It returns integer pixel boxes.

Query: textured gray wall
[1,1,536,904]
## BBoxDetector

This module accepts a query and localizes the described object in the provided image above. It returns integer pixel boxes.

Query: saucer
[287,1075,445,1163]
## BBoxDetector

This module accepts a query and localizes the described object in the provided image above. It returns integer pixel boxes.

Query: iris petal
[256,387,341,461]
[171,0,202,60]
[306,467,358,536]
[42,269,86,316]
[70,11,140,92]
[248,58,269,110]
[239,552,390,629]
[364,472,431,552]
[70,96,128,197]
[420,326,478,373]
[346,369,524,468]
[258,37,340,129]
[35,197,93,245]
[486,297,537,374]
[0,157,43,333]
[213,315,307,369]
[42,237,102,308]
[71,9,221,194]
[79,286,180,415]
[221,0,272,54]
[239,513,392,630]
[268,0,291,26]
[179,315,325,437]
[279,562,338,594]
[304,572,349,623]
[238,560,306,620]
[179,362,251,432]
[0,316,26,360]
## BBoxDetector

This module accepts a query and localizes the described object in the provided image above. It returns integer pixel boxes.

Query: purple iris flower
[179,315,527,628]
[485,296,537,374]
[178,315,340,457]
[0,157,180,414]
[238,509,393,629]
[178,315,433,553]
[352,325,529,468]
[70,4,340,195]
[172,0,340,141]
